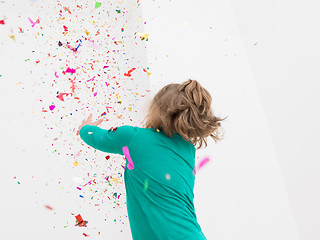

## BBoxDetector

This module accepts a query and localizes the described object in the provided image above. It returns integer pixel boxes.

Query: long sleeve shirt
[79,124,207,240]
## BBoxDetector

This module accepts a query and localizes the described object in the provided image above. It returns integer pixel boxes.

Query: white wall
[141,0,301,239]
[229,1,320,240]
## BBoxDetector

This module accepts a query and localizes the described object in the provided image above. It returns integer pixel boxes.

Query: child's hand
[76,113,103,136]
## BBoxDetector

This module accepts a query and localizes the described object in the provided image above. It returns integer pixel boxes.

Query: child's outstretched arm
[79,124,137,155]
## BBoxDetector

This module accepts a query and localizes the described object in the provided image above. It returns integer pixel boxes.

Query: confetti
[63,6,71,14]
[57,92,72,101]
[28,17,40,27]
[144,179,148,191]
[0,19,5,25]
[83,233,90,237]
[198,156,210,169]
[135,32,148,41]
[66,67,76,74]
[8,35,15,41]
[75,214,88,227]
[122,146,134,170]
[44,205,53,210]
[124,68,136,77]
[95,2,101,9]
[49,105,55,111]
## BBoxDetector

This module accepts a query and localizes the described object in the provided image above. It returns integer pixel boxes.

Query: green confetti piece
[116,10,121,13]
[95,2,101,9]
[144,179,148,192]
[17,181,20,184]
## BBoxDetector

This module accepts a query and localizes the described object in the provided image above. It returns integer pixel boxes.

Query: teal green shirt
[80,125,207,240]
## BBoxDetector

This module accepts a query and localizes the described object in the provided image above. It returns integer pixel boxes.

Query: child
[77,79,227,240]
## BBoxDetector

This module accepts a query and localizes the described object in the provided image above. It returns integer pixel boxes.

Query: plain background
[1,0,319,239]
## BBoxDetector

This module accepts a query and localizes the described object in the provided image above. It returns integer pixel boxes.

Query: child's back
[124,126,206,240]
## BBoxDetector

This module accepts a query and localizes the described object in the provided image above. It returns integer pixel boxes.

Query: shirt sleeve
[79,124,137,155]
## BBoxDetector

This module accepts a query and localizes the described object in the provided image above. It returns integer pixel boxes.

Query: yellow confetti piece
[73,161,79,167]
[85,30,90,36]
[135,32,148,40]
[8,35,15,41]
[112,177,120,183]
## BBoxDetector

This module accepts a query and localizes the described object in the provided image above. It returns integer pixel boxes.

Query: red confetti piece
[105,155,110,160]
[63,6,72,14]
[69,77,77,93]
[83,233,89,237]
[57,92,72,101]
[45,205,53,210]
[0,19,5,25]
[124,68,136,77]
[75,214,88,227]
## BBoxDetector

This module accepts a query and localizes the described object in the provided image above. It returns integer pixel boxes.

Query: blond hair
[143,79,228,149]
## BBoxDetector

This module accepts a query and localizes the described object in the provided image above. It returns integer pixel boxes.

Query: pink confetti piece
[198,157,210,169]
[93,92,97,97]
[77,187,82,190]
[66,67,76,74]
[54,72,59,78]
[28,17,40,27]
[49,105,55,111]
[86,76,95,82]
[122,146,134,170]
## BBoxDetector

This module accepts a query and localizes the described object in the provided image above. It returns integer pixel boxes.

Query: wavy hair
[142,79,228,149]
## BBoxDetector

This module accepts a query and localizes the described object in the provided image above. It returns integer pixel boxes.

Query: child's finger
[87,113,93,121]
[93,119,103,125]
